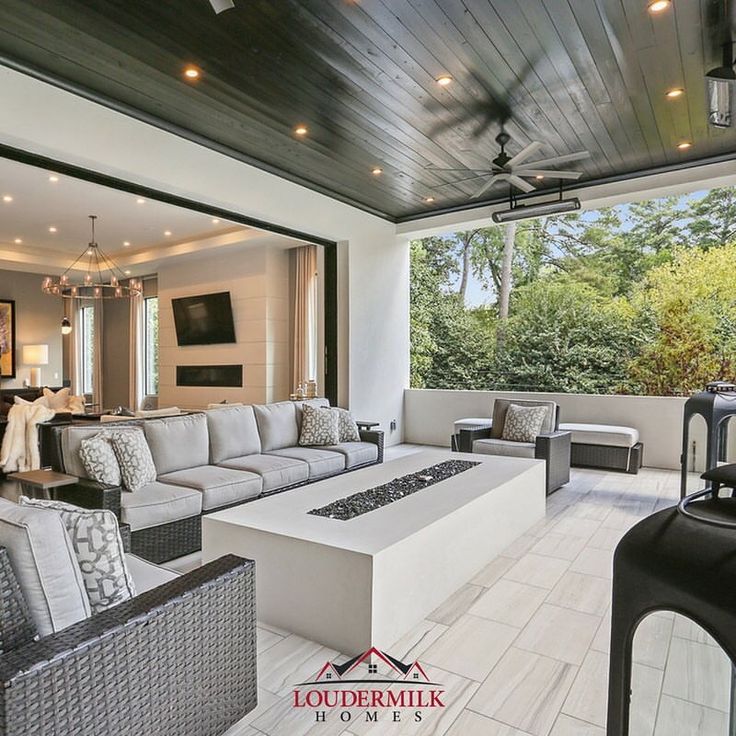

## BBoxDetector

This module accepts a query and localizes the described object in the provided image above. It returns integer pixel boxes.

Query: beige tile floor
[216,446,733,736]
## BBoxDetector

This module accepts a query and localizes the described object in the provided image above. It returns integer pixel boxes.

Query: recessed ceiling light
[535,174,545,180]
[436,74,453,86]
[123,241,131,247]
[666,87,685,98]
[183,65,201,80]
[677,141,692,150]
[136,198,145,204]
[371,167,383,175]
[48,175,59,182]
[164,230,172,236]
[48,226,57,233]
[294,125,308,136]
[124,270,131,276]
[648,0,671,13]
[2,195,12,203]
[424,196,435,203]
[211,218,220,224]
[13,238,22,244]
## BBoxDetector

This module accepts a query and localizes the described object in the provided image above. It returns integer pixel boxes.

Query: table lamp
[23,344,49,387]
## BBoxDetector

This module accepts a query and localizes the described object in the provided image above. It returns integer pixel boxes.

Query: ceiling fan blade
[507,175,537,193]
[524,151,591,169]
[470,176,504,199]
[506,141,544,168]
[514,169,583,180]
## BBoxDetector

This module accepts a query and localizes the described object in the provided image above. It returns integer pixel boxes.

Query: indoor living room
[1,1,736,735]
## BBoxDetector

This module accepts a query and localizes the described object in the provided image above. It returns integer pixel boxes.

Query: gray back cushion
[254,401,299,451]
[143,413,209,475]
[491,399,557,439]
[61,424,141,478]
[0,498,91,636]
[206,405,262,463]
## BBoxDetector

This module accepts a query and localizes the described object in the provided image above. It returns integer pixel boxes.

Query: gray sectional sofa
[46,399,384,562]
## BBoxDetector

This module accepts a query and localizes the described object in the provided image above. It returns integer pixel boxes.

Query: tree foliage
[410,186,736,396]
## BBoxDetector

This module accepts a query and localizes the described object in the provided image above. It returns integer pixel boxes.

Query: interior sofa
[44,399,384,562]
[0,496,256,736]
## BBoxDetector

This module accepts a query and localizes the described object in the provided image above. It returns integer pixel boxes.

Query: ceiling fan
[427,132,590,199]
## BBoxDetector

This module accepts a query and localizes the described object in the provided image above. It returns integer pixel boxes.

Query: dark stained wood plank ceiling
[0,0,734,221]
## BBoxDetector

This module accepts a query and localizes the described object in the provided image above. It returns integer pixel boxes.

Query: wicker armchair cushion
[20,497,136,614]
[254,400,299,451]
[490,399,556,439]
[144,413,209,475]
[0,497,91,636]
[206,405,262,463]
[125,552,180,593]
[471,439,536,458]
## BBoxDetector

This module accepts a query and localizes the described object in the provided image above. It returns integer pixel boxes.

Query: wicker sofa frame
[42,421,384,563]
[0,548,257,736]
[570,440,643,475]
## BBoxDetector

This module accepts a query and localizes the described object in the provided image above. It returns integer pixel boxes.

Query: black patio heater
[680,381,736,498]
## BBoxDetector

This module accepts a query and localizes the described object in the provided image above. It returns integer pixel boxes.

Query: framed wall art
[0,299,16,378]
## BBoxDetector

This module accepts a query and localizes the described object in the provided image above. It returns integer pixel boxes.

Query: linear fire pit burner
[308,460,480,521]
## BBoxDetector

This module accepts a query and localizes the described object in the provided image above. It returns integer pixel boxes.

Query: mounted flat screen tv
[172,291,236,346]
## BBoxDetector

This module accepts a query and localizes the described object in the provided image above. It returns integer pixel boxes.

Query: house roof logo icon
[311,647,431,684]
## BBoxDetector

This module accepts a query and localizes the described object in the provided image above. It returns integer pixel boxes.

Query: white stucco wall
[404,388,690,470]
[0,67,409,444]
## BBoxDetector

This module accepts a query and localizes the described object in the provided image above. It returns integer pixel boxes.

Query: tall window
[144,296,159,396]
[80,305,95,395]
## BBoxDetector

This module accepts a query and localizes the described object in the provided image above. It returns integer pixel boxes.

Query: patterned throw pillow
[19,497,136,614]
[299,404,340,446]
[79,433,121,486]
[110,428,157,492]
[334,407,361,443]
[501,404,548,443]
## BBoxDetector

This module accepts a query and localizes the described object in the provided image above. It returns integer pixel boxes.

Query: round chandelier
[42,215,142,299]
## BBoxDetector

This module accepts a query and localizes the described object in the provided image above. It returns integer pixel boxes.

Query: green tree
[489,278,649,394]
[628,243,736,395]
[410,241,493,389]
[688,187,736,249]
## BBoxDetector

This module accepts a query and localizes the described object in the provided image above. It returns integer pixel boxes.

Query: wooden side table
[8,469,78,499]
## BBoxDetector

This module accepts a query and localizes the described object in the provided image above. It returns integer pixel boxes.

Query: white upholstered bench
[558,423,643,474]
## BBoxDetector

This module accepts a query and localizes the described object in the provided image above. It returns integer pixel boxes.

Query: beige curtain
[92,299,104,409]
[129,291,144,411]
[292,245,318,390]
[64,300,81,395]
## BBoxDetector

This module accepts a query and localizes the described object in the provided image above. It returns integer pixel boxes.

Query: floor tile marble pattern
[219,449,732,736]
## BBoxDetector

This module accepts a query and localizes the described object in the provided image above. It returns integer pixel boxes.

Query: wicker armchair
[0,549,257,736]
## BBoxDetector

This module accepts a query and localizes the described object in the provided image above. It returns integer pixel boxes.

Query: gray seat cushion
[120,482,203,531]
[323,442,378,468]
[158,465,262,510]
[491,399,556,438]
[559,423,639,448]
[253,401,299,452]
[0,497,91,636]
[144,413,210,475]
[218,453,309,491]
[125,553,180,594]
[206,405,262,463]
[472,438,536,459]
[267,447,345,479]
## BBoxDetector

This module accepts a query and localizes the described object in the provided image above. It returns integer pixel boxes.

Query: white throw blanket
[0,403,56,473]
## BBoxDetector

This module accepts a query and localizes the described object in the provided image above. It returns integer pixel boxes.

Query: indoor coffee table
[202,449,545,654]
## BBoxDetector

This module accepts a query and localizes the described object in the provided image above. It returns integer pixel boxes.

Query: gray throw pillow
[501,404,548,443]
[79,432,121,486]
[335,408,360,443]
[19,497,136,614]
[110,428,157,492]
[299,404,340,446]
